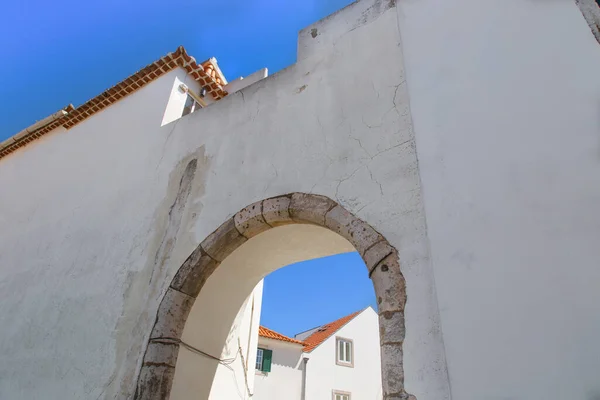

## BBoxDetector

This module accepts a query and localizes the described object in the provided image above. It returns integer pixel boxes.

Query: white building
[253,326,305,400]
[254,307,382,400]
[1,0,600,398]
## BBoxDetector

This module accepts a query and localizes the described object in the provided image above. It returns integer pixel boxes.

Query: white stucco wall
[304,308,382,400]
[0,67,196,400]
[7,0,598,398]
[223,68,269,95]
[396,0,600,399]
[206,281,263,400]
[0,3,449,393]
[253,338,304,400]
[169,280,263,400]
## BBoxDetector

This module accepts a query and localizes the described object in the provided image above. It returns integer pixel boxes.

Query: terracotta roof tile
[259,326,306,345]
[301,309,363,352]
[1,46,229,161]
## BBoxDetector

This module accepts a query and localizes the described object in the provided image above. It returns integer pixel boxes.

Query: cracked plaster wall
[6,0,599,398]
[0,0,448,398]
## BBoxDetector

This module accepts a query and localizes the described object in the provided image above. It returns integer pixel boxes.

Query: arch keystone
[289,192,336,225]
[262,195,292,226]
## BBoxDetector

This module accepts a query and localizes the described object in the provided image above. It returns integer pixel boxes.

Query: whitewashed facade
[253,307,382,400]
[1,0,600,398]
[253,331,304,400]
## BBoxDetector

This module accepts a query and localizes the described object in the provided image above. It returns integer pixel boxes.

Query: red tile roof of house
[302,309,363,352]
[0,46,228,161]
[259,326,306,345]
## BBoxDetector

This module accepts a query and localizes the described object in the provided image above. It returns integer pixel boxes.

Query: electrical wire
[155,337,254,398]
[153,337,237,364]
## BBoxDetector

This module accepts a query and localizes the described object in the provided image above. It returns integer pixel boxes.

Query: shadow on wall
[274,345,305,369]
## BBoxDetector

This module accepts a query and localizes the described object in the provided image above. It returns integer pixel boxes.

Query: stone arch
[134,192,413,400]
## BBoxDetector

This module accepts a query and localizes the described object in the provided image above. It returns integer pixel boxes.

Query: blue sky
[1,0,353,139]
[261,252,377,338]
[1,0,374,335]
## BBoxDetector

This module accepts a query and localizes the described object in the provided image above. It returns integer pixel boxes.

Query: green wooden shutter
[262,349,273,372]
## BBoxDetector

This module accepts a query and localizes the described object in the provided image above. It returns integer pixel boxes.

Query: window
[336,337,353,366]
[333,391,351,400]
[181,93,201,116]
[255,348,272,373]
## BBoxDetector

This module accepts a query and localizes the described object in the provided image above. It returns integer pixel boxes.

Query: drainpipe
[300,356,309,400]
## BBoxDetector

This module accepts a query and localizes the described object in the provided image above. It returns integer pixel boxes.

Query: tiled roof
[259,326,306,345]
[302,309,363,352]
[0,46,227,161]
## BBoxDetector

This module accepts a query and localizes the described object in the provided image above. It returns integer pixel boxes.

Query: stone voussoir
[289,192,337,225]
[325,204,383,256]
[381,343,405,395]
[379,310,405,344]
[364,241,396,275]
[371,252,407,314]
[135,364,176,400]
[201,217,247,262]
[143,340,180,368]
[262,195,293,226]
[170,246,219,298]
[234,200,271,238]
[150,288,194,340]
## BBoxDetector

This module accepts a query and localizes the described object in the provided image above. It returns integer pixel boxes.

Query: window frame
[255,347,272,374]
[332,390,351,400]
[255,348,264,371]
[181,93,201,117]
[335,336,354,368]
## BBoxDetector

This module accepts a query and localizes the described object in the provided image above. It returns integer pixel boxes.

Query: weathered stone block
[135,364,175,400]
[381,343,405,396]
[379,311,405,344]
[325,205,383,255]
[289,192,336,225]
[371,253,407,313]
[234,200,271,238]
[144,341,180,367]
[150,288,194,340]
[201,217,247,262]
[363,241,395,274]
[262,195,293,226]
[170,246,219,298]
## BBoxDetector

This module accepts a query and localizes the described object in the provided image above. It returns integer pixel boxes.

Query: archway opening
[171,224,354,399]
[134,193,412,400]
